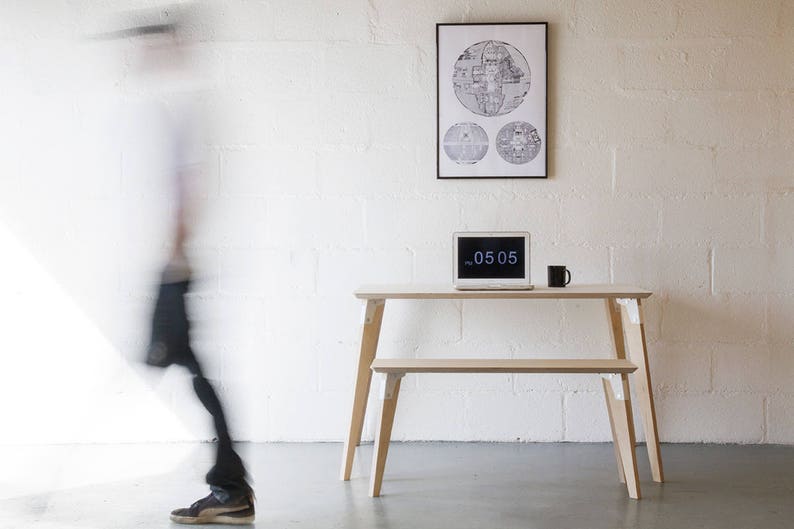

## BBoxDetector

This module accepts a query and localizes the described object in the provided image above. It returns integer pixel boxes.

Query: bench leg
[619,298,664,483]
[602,375,641,499]
[369,373,403,497]
[602,377,626,484]
[341,299,385,481]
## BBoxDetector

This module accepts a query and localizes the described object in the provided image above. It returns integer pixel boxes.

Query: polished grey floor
[1,442,793,529]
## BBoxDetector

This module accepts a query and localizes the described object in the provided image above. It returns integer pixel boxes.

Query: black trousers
[147,278,250,498]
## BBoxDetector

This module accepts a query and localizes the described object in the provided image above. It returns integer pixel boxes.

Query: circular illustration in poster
[443,122,489,164]
[452,40,531,117]
[495,121,542,165]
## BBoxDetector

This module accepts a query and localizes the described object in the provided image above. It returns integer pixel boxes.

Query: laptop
[453,232,533,290]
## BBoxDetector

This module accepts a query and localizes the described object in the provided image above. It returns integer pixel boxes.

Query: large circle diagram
[495,121,542,165]
[452,40,531,117]
[443,122,489,164]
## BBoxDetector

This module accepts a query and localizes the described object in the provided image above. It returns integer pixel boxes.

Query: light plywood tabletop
[354,284,652,300]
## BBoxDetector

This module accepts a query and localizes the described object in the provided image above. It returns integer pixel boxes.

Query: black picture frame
[437,22,548,179]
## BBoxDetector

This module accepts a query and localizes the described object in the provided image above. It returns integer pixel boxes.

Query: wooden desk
[340,284,664,498]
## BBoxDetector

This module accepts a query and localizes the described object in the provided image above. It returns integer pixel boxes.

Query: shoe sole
[170,513,255,525]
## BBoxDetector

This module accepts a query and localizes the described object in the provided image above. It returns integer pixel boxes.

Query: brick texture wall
[0,0,792,444]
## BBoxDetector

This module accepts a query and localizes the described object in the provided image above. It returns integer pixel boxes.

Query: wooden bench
[368,358,642,499]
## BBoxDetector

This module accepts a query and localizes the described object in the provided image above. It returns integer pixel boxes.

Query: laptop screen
[457,236,526,279]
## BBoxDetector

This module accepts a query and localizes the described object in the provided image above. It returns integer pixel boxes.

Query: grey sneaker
[170,492,255,525]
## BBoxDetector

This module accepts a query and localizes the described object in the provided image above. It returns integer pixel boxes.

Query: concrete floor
[1,442,793,529]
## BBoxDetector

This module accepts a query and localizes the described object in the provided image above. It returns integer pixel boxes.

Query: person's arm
[169,165,198,270]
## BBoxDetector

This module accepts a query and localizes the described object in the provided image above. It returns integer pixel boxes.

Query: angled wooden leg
[603,376,626,484]
[340,299,385,481]
[619,298,664,483]
[370,373,403,497]
[604,299,626,483]
[602,375,641,499]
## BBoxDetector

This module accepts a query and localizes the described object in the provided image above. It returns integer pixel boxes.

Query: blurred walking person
[100,5,255,524]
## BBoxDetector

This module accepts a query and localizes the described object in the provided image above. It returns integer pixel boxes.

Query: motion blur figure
[103,5,255,524]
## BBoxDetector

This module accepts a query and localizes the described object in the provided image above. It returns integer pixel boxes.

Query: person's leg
[170,359,254,525]
[147,276,253,524]
[146,280,192,368]
[188,362,251,499]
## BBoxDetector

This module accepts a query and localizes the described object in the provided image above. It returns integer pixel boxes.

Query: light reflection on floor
[0,443,194,500]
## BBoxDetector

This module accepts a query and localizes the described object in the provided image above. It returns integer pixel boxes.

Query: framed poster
[437,22,547,179]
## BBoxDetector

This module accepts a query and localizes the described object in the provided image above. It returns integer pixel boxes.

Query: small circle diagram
[496,121,542,165]
[453,40,531,117]
[443,122,489,164]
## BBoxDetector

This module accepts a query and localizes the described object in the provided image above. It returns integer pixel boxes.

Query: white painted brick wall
[0,0,792,445]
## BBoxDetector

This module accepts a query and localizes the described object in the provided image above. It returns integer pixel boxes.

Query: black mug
[548,265,571,288]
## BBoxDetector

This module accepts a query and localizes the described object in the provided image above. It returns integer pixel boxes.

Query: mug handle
[565,269,572,286]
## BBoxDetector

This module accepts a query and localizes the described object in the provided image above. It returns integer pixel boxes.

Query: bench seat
[371,358,637,374]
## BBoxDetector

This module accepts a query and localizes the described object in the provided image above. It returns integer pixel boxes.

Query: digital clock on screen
[453,232,532,290]
[458,236,525,278]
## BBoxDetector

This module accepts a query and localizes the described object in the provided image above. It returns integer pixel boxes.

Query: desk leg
[340,299,385,481]
[604,299,627,484]
[619,298,664,483]
[602,375,641,499]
